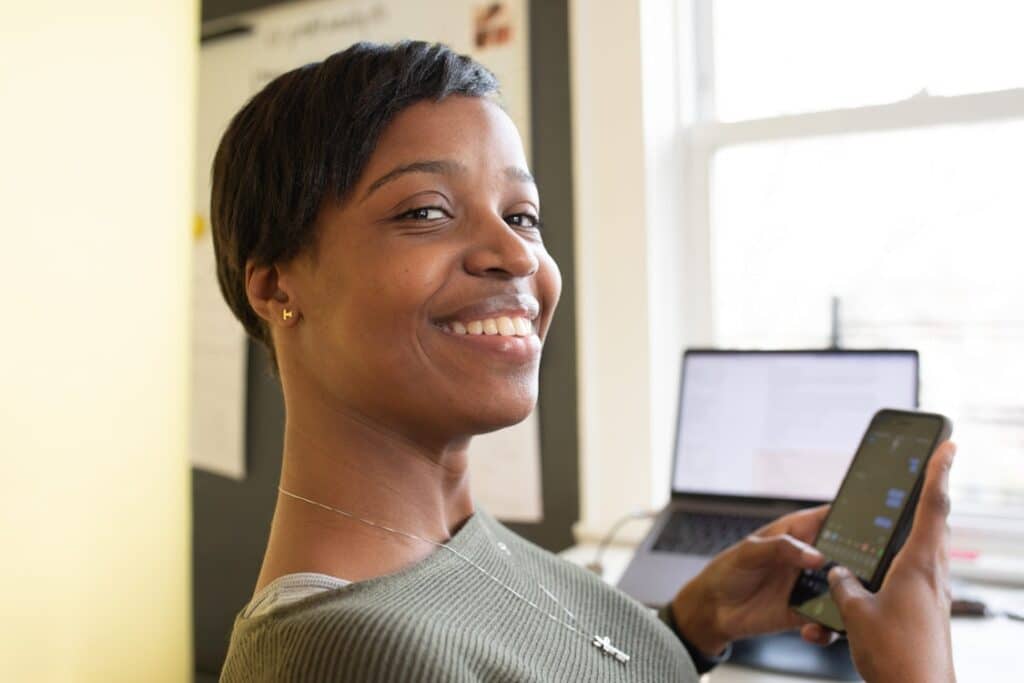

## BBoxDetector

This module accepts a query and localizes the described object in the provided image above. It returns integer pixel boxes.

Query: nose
[463,212,540,279]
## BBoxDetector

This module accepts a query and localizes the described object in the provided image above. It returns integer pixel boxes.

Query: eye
[506,213,542,230]
[397,206,449,221]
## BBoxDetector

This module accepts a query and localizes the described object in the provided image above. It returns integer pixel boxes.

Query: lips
[432,292,541,328]
[430,292,544,363]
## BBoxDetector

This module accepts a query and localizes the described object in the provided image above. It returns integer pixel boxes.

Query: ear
[245,259,301,327]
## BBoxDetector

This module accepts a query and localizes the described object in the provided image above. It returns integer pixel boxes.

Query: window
[688,1,1024,516]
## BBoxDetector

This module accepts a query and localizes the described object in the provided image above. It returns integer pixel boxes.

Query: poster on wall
[192,0,542,522]
[191,30,255,482]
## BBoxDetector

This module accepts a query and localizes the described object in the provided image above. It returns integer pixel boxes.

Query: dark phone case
[788,408,953,633]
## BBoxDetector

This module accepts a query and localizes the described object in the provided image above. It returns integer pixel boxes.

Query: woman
[213,41,956,682]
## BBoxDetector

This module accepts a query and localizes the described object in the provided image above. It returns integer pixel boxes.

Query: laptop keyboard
[651,510,770,556]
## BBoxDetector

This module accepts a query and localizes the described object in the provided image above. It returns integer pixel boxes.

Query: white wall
[570,0,699,541]
[0,2,196,680]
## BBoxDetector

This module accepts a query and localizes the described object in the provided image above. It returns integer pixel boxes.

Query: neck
[280,407,475,536]
[256,387,475,591]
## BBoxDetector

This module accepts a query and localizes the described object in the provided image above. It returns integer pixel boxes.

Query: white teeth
[497,316,515,335]
[446,316,535,337]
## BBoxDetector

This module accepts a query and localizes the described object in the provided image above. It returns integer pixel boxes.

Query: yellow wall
[0,2,196,680]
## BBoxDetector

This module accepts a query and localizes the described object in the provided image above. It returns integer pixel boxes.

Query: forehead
[359,96,529,181]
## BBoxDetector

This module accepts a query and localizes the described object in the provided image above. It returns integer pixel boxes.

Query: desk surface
[559,544,1024,683]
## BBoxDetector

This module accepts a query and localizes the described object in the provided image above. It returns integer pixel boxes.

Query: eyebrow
[504,166,535,184]
[362,159,535,200]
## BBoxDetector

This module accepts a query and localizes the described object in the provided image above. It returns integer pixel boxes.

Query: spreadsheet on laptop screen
[672,352,918,501]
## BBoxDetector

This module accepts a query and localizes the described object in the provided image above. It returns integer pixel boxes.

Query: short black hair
[210,40,500,375]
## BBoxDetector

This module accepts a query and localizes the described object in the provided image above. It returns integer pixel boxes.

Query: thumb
[828,565,872,618]
[902,441,956,566]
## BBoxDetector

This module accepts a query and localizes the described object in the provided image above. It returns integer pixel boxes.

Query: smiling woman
[261,96,556,440]
[211,41,957,683]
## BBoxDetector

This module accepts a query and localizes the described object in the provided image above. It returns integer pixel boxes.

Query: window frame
[683,0,1024,530]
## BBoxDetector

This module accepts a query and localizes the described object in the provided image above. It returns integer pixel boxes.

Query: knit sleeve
[222,605,482,683]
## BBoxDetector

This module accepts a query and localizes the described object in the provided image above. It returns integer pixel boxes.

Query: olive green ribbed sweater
[220,508,699,682]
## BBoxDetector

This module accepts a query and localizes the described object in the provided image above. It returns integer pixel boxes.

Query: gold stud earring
[283,309,293,320]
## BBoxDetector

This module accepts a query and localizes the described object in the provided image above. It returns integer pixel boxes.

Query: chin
[465,391,537,435]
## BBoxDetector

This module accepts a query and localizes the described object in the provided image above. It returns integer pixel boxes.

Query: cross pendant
[592,635,631,664]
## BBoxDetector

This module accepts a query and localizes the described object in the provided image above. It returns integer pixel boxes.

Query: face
[283,96,561,446]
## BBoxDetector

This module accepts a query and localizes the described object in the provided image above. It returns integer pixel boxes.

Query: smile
[439,316,535,337]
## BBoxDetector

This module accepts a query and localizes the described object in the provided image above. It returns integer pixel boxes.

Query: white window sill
[950,512,1024,586]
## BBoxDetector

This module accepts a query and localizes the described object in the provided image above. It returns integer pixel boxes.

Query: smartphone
[788,408,953,633]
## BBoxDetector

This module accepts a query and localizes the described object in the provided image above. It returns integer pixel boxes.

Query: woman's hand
[803,442,957,683]
[669,504,831,656]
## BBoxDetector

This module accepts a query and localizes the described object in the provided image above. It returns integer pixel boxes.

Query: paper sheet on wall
[191,31,257,480]
[192,0,542,521]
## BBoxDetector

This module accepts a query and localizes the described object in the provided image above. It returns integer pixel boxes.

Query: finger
[785,504,830,543]
[741,533,825,570]
[828,565,872,618]
[800,623,839,647]
[903,441,956,564]
[756,504,829,541]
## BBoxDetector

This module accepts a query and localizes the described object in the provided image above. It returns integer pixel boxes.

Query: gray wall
[194,0,578,676]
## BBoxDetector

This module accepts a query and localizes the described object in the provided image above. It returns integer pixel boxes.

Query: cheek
[537,251,562,323]
[339,246,450,344]
[307,247,451,404]
[382,250,450,315]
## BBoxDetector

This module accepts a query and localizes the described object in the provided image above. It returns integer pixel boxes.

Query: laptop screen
[671,350,918,502]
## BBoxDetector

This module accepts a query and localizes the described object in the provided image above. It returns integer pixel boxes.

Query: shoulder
[221,592,477,683]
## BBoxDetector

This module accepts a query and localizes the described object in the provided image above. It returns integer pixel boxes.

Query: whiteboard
[192,0,542,522]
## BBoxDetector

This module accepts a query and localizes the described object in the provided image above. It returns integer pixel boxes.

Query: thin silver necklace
[277,486,631,664]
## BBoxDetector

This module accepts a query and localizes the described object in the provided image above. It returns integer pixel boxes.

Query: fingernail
[828,566,848,583]
[802,547,824,563]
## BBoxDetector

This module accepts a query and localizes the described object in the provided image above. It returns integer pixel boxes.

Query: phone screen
[790,410,949,631]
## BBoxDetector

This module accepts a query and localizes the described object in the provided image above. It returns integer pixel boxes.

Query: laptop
[617,348,919,607]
